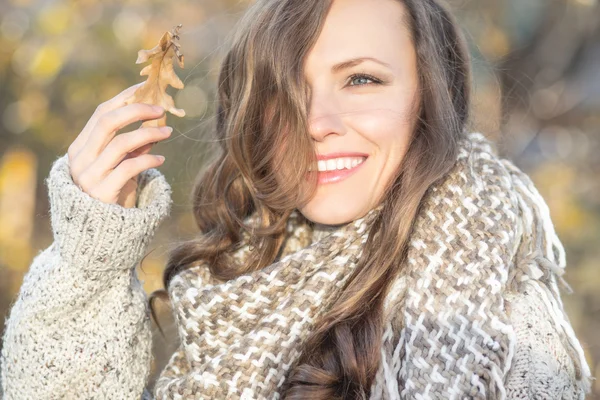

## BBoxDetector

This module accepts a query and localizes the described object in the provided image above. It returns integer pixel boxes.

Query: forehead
[305,0,411,69]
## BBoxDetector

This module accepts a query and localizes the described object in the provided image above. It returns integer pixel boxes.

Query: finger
[99,153,165,195]
[117,177,140,209]
[125,141,155,160]
[78,103,165,163]
[92,126,171,172]
[70,82,147,157]
[119,121,154,160]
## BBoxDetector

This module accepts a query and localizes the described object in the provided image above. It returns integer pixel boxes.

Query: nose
[308,91,347,142]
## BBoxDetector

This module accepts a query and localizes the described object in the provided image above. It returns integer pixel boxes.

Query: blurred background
[0,0,599,396]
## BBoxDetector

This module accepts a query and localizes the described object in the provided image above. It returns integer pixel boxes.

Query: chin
[298,200,366,226]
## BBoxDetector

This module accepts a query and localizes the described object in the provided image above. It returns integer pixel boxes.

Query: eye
[347,73,382,87]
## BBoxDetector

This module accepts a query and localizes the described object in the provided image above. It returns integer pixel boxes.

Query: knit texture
[1,155,172,398]
[1,132,592,399]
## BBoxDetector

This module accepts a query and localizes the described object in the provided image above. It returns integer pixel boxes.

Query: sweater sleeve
[504,280,592,399]
[0,153,172,399]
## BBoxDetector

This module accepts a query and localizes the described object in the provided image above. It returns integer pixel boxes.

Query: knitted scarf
[153,132,589,399]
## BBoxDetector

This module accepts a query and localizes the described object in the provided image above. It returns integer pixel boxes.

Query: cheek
[351,107,413,153]
[349,106,414,198]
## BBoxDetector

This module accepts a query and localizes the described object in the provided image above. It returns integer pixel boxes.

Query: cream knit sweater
[0,133,592,399]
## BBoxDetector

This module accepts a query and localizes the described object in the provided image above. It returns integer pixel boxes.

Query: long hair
[148,0,472,398]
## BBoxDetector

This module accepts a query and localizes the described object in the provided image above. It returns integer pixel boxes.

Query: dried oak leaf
[124,23,186,128]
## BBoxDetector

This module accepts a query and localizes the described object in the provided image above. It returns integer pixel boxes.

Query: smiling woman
[0,0,592,399]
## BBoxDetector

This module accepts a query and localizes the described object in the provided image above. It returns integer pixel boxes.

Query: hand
[67,82,172,208]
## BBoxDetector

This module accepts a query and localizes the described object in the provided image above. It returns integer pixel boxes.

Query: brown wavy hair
[147,0,472,398]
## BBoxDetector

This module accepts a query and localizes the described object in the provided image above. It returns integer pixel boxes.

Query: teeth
[327,159,337,171]
[311,157,366,172]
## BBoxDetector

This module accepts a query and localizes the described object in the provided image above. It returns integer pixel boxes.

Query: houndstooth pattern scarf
[152,132,589,399]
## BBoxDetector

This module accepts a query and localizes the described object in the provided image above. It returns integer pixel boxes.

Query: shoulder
[504,280,592,398]
[377,132,592,397]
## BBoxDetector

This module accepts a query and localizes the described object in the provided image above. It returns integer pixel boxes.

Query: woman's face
[299,0,420,226]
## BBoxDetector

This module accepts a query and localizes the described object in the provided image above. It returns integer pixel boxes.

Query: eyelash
[347,73,383,87]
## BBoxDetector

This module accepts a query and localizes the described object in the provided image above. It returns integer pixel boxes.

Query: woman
[1,0,592,398]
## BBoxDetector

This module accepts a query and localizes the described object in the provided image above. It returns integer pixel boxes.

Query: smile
[306,156,368,185]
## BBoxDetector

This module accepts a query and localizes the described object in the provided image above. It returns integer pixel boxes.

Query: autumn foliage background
[0,0,599,396]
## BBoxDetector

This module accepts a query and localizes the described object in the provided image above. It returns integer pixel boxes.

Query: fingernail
[160,126,173,134]
[152,105,164,113]
[156,155,165,162]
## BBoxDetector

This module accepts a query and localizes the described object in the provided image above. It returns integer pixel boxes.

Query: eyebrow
[331,57,392,73]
